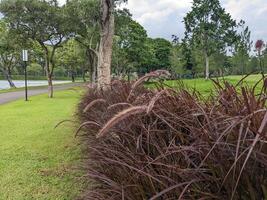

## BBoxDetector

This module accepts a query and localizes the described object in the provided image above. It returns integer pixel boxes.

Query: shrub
[76,72,267,200]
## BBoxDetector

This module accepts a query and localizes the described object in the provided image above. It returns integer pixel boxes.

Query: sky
[58,0,267,44]
[118,0,267,44]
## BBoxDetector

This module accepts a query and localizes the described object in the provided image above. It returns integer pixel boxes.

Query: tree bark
[48,74,53,98]
[97,0,114,90]
[44,47,54,98]
[204,51,209,79]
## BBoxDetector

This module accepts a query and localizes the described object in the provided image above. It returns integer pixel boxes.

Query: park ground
[164,74,264,94]
[0,74,264,199]
[0,88,88,200]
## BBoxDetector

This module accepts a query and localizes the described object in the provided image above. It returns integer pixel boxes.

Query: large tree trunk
[204,51,209,80]
[97,0,114,90]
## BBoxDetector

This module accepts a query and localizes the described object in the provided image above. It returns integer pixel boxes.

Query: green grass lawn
[0,88,87,200]
[158,74,265,95]
[0,74,264,200]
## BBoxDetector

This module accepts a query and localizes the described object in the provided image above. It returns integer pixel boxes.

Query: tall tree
[137,38,172,74]
[0,0,69,97]
[153,38,172,69]
[97,0,127,89]
[184,0,238,79]
[170,39,185,78]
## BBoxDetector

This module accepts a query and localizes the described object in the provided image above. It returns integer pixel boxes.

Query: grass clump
[77,72,267,200]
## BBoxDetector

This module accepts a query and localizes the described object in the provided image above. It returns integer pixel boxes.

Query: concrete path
[0,83,84,105]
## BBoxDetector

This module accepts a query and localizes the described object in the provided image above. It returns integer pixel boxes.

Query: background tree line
[0,0,266,95]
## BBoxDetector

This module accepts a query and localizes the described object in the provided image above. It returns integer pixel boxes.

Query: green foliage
[0,0,71,96]
[27,63,43,75]
[112,10,148,76]
[0,0,262,83]
[184,0,238,56]
[153,38,172,69]
[138,38,172,74]
[170,42,184,77]
[65,0,100,47]
[231,20,252,75]
[0,19,22,87]
[0,0,67,46]
[56,39,86,81]
[184,0,238,78]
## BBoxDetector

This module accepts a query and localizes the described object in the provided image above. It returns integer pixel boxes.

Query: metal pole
[24,61,28,101]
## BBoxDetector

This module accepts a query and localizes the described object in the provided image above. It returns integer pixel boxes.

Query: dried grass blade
[96,106,147,138]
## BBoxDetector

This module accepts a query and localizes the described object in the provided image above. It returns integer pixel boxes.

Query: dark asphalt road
[0,83,83,105]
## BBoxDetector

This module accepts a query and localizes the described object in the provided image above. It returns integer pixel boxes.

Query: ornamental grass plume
[76,73,267,200]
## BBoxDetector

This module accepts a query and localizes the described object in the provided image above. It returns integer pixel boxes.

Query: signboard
[22,50,28,62]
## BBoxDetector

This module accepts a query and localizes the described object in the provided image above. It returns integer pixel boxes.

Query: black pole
[24,61,28,101]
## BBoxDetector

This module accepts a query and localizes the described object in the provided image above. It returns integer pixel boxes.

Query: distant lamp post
[22,50,28,101]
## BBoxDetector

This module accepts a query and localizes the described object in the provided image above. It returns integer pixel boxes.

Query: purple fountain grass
[76,73,267,200]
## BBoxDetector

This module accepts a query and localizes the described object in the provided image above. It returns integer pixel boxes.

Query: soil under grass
[0,87,87,200]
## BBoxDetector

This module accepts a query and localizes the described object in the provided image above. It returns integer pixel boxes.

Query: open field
[0,88,87,199]
[161,74,265,94]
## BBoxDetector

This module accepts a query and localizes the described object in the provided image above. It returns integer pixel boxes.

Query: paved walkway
[0,83,84,105]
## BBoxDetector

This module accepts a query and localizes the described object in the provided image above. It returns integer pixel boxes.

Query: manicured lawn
[0,74,264,199]
[162,74,265,94]
[0,88,87,199]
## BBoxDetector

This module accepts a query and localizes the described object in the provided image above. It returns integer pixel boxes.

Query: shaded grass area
[0,88,87,199]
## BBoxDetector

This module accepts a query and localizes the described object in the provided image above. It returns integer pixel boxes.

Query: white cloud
[123,0,267,42]
[223,0,267,20]
[137,8,174,24]
[58,0,66,6]
[222,0,267,42]
[59,0,267,42]
[122,0,191,25]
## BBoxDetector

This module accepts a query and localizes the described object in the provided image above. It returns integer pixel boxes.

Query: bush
[76,72,267,200]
